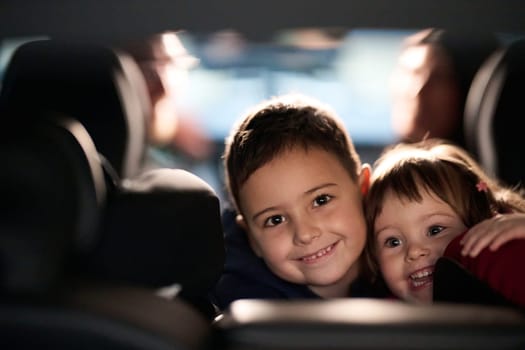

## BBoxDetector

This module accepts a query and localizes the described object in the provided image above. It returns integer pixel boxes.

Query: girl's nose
[406,242,430,261]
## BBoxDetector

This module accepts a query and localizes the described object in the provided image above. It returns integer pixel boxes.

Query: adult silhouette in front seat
[390,28,500,148]
[121,31,215,170]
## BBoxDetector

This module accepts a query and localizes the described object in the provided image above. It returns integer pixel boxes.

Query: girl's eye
[313,194,332,207]
[264,215,285,227]
[384,237,402,248]
[428,225,444,236]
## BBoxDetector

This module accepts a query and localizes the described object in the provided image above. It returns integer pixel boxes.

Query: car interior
[1,1,525,349]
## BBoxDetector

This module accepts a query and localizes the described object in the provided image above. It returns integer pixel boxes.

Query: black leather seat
[464,39,525,188]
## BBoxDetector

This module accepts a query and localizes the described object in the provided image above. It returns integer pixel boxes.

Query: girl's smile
[374,186,467,303]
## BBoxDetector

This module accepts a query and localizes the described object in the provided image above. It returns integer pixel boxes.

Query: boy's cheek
[246,231,264,257]
[236,214,264,257]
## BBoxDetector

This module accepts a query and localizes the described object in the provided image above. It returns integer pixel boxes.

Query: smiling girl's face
[373,185,467,303]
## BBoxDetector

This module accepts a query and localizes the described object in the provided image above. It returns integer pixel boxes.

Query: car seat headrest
[0,115,106,294]
[84,168,225,297]
[0,39,151,178]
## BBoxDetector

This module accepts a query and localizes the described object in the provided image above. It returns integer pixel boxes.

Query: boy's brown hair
[364,139,525,280]
[223,93,361,213]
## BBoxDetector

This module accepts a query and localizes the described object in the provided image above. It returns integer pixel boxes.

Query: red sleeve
[444,232,525,308]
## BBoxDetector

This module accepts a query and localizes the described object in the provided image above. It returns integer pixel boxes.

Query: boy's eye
[264,215,285,227]
[384,237,402,248]
[313,194,332,207]
[428,225,444,236]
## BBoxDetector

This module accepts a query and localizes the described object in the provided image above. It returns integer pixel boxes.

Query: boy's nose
[293,219,321,245]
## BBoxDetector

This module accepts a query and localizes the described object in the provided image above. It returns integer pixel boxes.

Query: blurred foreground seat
[215,299,525,350]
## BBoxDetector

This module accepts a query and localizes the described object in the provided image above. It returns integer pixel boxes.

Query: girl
[364,139,525,308]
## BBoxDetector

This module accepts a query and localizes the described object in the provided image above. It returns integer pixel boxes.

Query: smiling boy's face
[237,146,368,298]
[373,186,467,303]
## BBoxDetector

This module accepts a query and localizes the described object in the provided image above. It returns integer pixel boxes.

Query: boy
[210,94,381,310]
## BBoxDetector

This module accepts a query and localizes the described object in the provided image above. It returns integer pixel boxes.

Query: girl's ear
[359,163,371,196]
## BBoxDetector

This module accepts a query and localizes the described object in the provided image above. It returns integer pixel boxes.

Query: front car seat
[0,39,150,179]
[464,39,525,188]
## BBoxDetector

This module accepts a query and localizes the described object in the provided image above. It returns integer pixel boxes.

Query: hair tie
[476,180,488,192]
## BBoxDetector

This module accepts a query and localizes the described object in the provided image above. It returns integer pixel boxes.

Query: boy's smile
[297,241,339,264]
[237,146,368,298]
[374,186,467,303]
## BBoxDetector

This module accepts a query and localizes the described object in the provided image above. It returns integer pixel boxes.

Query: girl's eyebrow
[422,212,458,221]
[374,226,395,237]
[252,183,338,221]
[374,211,458,236]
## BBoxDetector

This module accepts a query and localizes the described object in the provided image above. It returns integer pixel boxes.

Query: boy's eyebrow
[252,207,278,222]
[251,183,337,221]
[305,183,337,195]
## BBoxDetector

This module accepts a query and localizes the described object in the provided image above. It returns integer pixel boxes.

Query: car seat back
[0,114,105,294]
[83,168,225,318]
[465,39,525,188]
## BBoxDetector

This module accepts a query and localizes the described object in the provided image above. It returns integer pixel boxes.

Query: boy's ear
[235,214,248,230]
[236,214,263,257]
[359,163,371,196]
